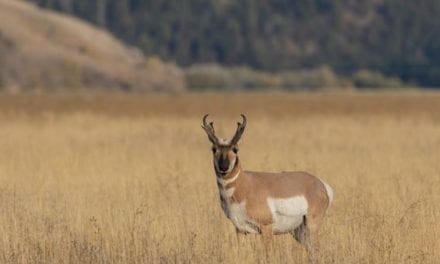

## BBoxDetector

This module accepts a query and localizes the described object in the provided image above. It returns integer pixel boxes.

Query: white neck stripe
[217,168,240,186]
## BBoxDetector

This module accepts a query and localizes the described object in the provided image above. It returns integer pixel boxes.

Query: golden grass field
[0,92,439,263]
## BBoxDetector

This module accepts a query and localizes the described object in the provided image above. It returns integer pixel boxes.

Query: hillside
[0,0,184,92]
[31,0,440,87]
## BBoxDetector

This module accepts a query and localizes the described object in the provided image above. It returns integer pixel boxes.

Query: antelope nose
[219,158,230,172]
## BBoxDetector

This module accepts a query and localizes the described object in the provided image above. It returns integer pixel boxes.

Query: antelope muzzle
[217,156,230,173]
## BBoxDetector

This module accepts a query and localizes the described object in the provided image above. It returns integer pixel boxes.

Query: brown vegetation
[0,92,439,263]
[185,64,405,91]
[0,0,184,92]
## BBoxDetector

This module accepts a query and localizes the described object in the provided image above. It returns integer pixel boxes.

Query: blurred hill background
[1,0,439,92]
[0,0,184,92]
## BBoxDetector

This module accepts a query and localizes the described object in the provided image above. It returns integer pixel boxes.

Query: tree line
[30,0,440,87]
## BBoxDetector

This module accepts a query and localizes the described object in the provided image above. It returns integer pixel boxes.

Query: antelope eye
[211,147,217,153]
[232,147,238,153]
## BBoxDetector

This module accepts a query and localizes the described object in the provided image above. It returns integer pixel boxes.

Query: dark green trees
[31,0,440,87]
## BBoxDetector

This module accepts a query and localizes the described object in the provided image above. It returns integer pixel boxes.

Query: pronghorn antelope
[202,114,333,258]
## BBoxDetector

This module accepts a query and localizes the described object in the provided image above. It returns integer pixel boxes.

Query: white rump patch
[267,196,308,234]
[320,179,334,206]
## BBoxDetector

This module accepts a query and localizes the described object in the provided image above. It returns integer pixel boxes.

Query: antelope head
[202,114,247,176]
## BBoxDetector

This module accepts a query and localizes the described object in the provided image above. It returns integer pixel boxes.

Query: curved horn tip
[202,114,209,123]
[240,114,247,123]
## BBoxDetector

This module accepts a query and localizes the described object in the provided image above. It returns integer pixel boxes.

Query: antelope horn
[201,114,219,145]
[229,114,247,145]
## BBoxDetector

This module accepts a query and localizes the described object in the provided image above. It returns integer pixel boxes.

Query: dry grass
[0,92,439,263]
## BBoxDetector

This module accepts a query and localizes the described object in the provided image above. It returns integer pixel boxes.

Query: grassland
[0,92,439,263]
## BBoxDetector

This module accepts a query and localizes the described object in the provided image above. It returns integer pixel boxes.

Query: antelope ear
[211,146,217,153]
[232,146,238,153]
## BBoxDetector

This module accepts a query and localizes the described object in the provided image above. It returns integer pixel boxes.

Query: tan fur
[220,160,330,227]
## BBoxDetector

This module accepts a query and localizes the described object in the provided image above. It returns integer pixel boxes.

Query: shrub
[353,70,404,88]
[280,66,350,90]
[229,66,279,90]
[186,64,354,91]
[185,64,232,90]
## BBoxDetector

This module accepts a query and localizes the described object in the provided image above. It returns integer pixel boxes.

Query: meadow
[0,92,439,263]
